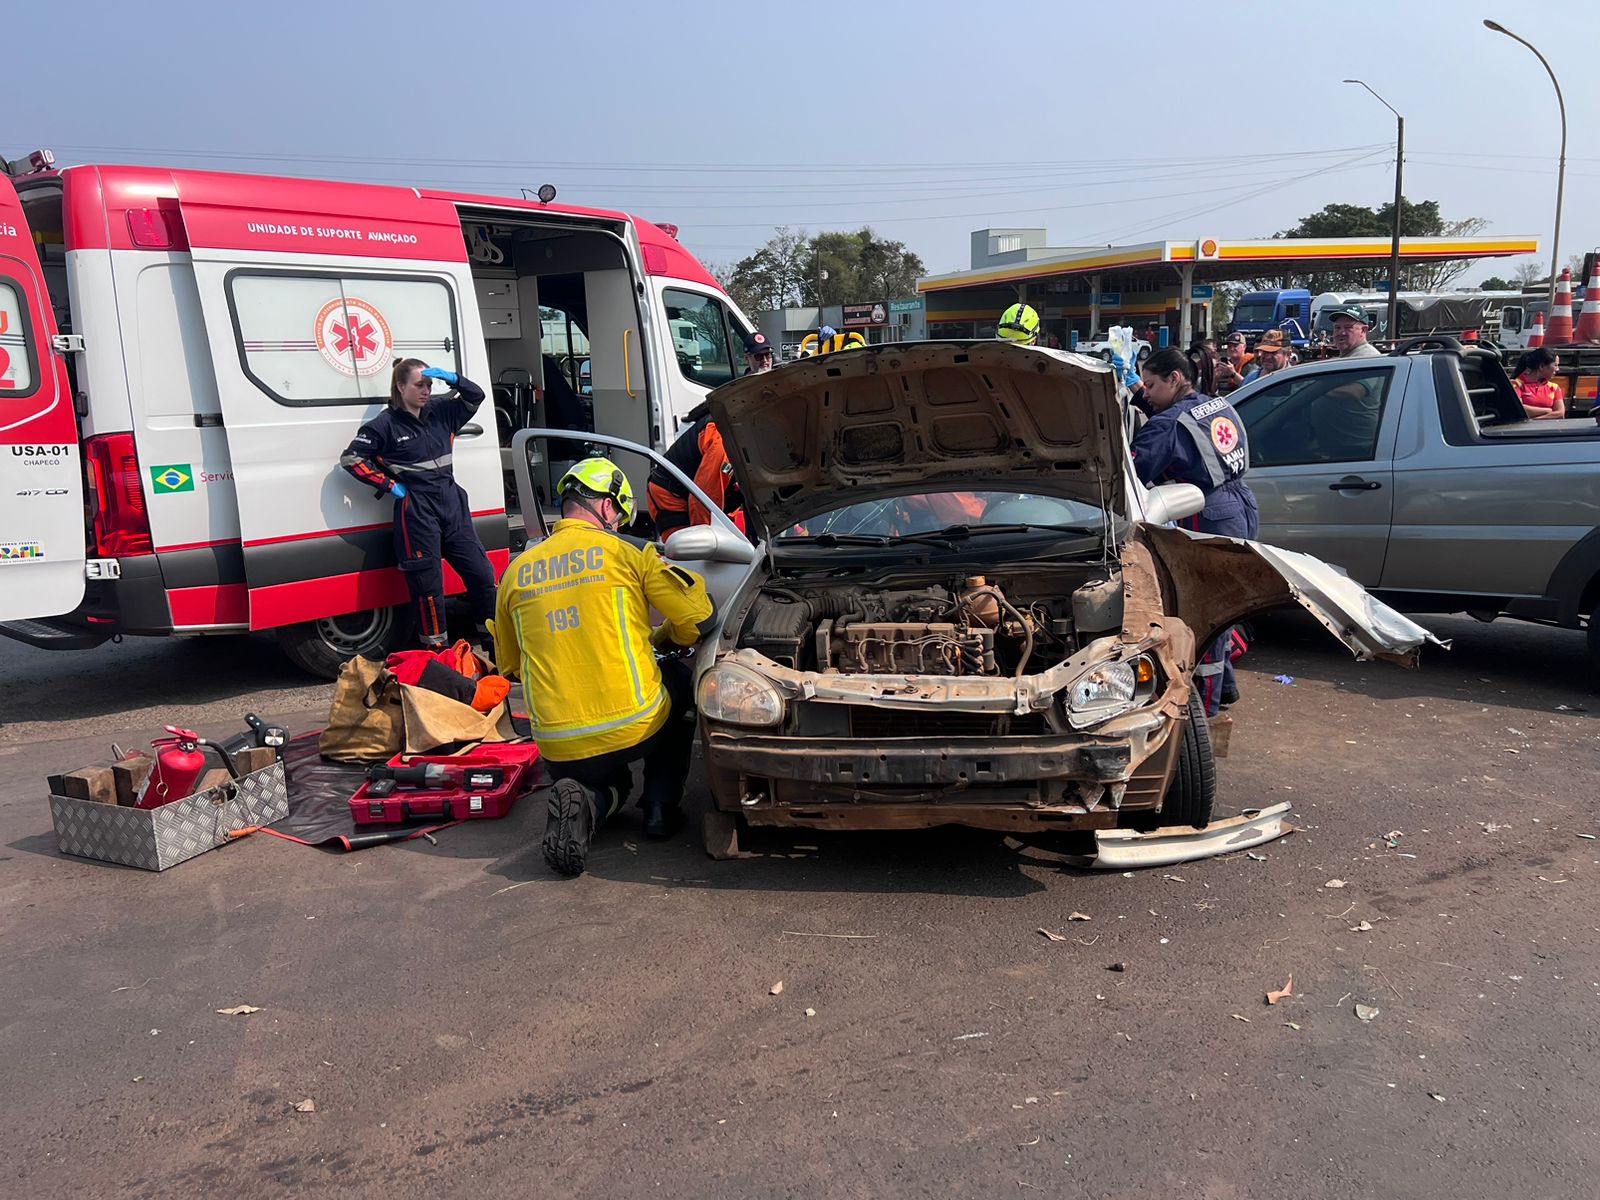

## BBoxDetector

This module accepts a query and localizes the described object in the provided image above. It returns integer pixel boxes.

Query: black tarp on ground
[266,731,457,850]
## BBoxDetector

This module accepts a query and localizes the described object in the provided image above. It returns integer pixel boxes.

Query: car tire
[1160,689,1217,828]
[1097,349,1112,362]
[1137,345,1151,364]
[276,604,415,679]
[702,807,743,860]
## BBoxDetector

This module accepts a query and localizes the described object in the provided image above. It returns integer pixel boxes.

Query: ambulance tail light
[656,224,679,240]
[86,433,153,557]
[125,206,189,250]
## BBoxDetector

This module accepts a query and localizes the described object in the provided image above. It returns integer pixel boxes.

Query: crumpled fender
[1133,523,1446,668]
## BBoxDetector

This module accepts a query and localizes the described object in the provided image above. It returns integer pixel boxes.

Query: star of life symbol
[315,298,393,378]
[1209,415,1239,453]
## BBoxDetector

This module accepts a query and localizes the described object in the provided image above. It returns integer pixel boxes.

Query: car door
[655,285,753,440]
[0,175,84,621]
[507,427,755,617]
[1232,360,1407,584]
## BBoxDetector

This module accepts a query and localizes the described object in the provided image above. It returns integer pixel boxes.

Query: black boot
[543,779,597,876]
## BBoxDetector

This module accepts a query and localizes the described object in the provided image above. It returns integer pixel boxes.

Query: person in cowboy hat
[1240,330,1293,385]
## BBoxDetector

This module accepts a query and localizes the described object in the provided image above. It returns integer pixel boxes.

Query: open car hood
[1136,525,1447,667]
[706,342,1125,538]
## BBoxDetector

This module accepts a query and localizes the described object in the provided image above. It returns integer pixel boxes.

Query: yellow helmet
[997,303,1040,345]
[558,456,636,524]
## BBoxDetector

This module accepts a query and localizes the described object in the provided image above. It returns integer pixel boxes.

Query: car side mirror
[1142,482,1206,526]
[664,523,755,565]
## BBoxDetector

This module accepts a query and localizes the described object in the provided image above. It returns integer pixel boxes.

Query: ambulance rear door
[0,174,84,621]
[175,180,491,630]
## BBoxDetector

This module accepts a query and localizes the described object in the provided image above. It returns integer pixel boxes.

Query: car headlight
[698,661,786,728]
[1064,656,1155,729]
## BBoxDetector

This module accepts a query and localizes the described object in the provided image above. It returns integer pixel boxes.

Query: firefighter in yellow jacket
[493,456,716,876]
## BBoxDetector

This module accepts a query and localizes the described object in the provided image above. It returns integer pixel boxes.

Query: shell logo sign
[1198,238,1221,260]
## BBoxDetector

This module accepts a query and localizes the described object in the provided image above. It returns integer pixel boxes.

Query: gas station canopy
[916,234,1539,345]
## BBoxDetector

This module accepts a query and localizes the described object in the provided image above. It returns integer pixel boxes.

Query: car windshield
[778,491,1110,543]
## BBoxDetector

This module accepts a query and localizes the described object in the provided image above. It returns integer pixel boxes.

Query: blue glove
[421,367,458,384]
[390,482,408,498]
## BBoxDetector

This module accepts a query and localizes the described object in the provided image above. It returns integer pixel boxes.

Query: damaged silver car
[683,341,1440,855]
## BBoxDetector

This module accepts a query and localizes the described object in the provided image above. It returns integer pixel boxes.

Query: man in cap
[1239,330,1292,385]
[1327,305,1382,359]
[741,330,776,376]
[1215,332,1254,394]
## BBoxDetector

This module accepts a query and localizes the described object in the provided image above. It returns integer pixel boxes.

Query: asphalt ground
[2,613,1597,1198]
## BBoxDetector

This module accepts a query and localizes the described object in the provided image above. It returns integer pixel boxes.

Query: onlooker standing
[1327,305,1382,358]
[1512,347,1567,420]
[1216,332,1254,394]
[1239,330,1291,385]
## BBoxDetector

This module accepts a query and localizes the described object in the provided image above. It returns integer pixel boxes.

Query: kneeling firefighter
[492,457,718,876]
[340,358,498,650]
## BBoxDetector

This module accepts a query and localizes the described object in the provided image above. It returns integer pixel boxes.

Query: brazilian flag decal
[150,464,195,494]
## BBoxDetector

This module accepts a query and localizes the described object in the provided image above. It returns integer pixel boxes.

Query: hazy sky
[11,0,1596,285]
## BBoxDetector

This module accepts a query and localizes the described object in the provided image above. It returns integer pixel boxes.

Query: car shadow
[1242,609,1596,717]
[420,764,1052,898]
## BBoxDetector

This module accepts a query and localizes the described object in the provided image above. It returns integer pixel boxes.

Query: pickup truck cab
[1230,337,1600,662]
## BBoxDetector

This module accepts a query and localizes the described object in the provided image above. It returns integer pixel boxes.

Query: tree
[721,227,926,314]
[1243,198,1489,293]
[1478,275,1514,291]
[1514,261,1546,288]
[719,226,810,315]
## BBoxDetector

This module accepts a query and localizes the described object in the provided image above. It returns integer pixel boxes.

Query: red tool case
[350,743,542,825]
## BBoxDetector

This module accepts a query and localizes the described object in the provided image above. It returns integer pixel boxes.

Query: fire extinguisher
[143,726,239,809]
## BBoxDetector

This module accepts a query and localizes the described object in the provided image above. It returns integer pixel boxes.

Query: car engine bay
[734,570,1125,678]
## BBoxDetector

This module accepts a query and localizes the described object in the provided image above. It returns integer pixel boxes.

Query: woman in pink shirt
[1513,347,1566,420]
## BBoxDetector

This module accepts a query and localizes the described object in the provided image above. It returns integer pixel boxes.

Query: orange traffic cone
[1546,267,1574,346]
[1574,256,1600,343]
[1528,310,1545,349]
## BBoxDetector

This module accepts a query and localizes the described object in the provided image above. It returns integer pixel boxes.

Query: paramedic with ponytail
[1129,346,1258,715]
[340,358,498,650]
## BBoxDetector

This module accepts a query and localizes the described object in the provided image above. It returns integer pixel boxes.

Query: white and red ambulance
[0,151,752,674]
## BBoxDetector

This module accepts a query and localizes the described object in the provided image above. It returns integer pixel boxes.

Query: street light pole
[1484,20,1566,311]
[1343,79,1403,341]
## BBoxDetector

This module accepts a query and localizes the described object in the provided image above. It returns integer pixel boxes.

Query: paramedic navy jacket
[1129,390,1258,539]
[338,375,497,644]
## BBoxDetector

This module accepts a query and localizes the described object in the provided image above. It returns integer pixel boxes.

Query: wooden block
[195,768,234,796]
[46,773,67,797]
[59,767,118,805]
[111,753,155,807]
[232,746,277,775]
[1208,713,1234,759]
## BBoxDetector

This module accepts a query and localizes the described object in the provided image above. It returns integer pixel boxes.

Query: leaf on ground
[215,1004,262,1016]
[1265,975,1295,1005]
[1429,1092,1446,1103]
[769,981,784,995]
[293,1099,316,1114]
[1231,1014,1251,1023]
[1323,879,1347,889]
[1067,912,1091,922]
[1350,920,1374,932]
[1283,1022,1301,1030]
[1354,1003,1380,1023]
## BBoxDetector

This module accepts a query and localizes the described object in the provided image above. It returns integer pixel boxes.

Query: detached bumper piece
[1064,802,1295,870]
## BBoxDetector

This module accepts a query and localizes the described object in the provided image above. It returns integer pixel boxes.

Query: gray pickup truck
[1229,337,1600,661]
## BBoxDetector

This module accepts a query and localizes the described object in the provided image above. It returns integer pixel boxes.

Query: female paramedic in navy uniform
[340,358,498,650]
[1129,346,1258,717]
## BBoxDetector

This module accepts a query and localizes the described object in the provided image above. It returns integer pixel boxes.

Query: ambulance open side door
[182,238,480,630]
[0,175,85,622]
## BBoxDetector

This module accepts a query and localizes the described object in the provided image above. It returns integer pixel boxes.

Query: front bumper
[702,711,1183,833]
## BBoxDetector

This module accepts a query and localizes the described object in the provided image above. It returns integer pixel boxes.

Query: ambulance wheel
[276,605,414,679]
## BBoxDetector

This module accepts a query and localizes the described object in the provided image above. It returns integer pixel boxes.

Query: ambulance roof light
[2,149,56,178]
[536,184,557,205]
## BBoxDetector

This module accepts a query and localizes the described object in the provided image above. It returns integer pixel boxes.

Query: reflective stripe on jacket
[492,520,715,761]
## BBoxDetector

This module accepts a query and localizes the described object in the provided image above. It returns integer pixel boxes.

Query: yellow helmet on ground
[558,456,636,524]
[997,303,1040,345]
